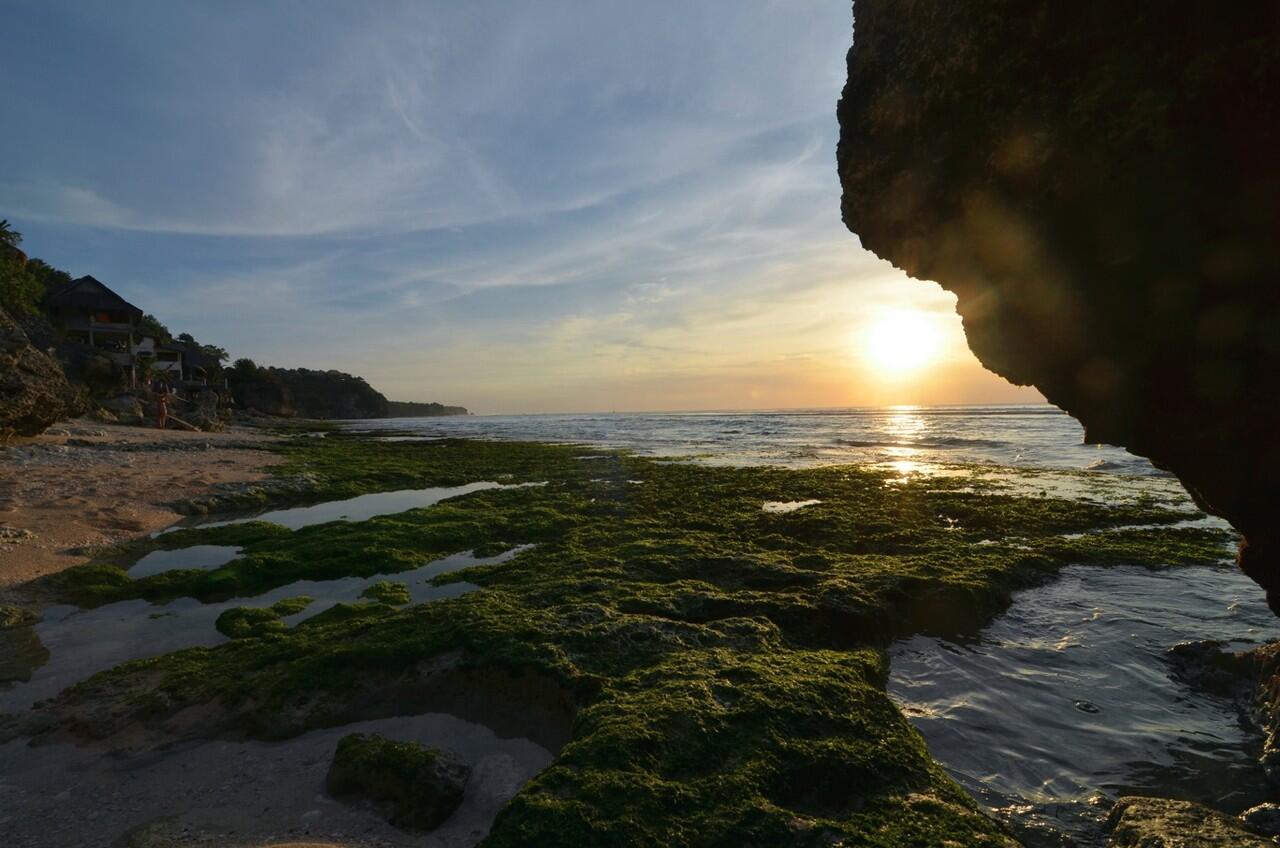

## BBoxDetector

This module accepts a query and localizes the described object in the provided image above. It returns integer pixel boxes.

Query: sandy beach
[0,420,280,596]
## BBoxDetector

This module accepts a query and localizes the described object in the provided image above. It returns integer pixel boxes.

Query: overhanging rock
[837,2,1280,609]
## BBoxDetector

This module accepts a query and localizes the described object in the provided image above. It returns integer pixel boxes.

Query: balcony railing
[64,318,134,334]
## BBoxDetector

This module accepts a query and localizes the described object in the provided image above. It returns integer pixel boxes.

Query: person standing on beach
[155,381,169,430]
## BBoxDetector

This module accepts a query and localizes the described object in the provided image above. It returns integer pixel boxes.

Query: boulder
[326,732,469,830]
[0,305,83,437]
[836,3,1280,609]
[1107,796,1272,847]
[100,395,145,424]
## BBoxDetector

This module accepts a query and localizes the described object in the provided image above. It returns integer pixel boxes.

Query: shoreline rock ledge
[836,3,1280,609]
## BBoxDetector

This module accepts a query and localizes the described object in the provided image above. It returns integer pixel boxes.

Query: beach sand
[0,419,280,595]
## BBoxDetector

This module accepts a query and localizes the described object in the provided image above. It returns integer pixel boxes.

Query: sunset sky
[3,1,1042,413]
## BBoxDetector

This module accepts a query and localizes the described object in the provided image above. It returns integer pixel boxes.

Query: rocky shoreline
[0,428,1273,845]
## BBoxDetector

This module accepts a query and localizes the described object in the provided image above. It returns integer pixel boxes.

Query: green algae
[270,596,314,616]
[327,732,469,830]
[361,581,411,606]
[214,596,313,639]
[34,435,1238,846]
[215,606,286,640]
[0,605,38,630]
[52,439,1220,612]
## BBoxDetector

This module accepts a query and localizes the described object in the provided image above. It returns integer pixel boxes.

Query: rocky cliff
[0,306,84,437]
[268,368,388,419]
[836,3,1280,609]
[230,378,297,419]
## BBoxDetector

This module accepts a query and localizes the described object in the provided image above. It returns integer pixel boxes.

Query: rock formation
[0,305,84,437]
[1108,796,1273,847]
[326,732,469,830]
[837,3,1280,608]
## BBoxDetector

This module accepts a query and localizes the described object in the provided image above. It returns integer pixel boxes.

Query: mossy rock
[0,625,49,685]
[1108,796,1272,846]
[0,604,37,630]
[360,581,411,606]
[326,732,469,830]
[215,606,287,640]
[270,596,313,616]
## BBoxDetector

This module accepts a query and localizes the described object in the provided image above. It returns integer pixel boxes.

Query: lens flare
[863,311,943,376]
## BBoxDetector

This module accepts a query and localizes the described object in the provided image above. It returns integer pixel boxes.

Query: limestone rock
[326,732,469,830]
[1107,796,1272,847]
[0,305,82,436]
[837,2,1280,609]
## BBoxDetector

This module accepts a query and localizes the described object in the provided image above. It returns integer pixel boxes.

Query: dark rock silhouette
[230,378,297,418]
[385,399,469,417]
[837,3,1280,609]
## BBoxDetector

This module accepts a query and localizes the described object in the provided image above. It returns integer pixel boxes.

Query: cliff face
[230,379,297,419]
[269,368,388,419]
[0,306,84,436]
[385,400,468,418]
[837,3,1280,608]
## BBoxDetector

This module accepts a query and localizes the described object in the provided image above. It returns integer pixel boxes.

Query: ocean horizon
[349,402,1164,478]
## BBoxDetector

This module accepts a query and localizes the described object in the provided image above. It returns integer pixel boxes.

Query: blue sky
[2,1,1039,412]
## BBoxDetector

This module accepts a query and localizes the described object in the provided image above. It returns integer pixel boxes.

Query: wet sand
[0,419,280,594]
[0,711,553,848]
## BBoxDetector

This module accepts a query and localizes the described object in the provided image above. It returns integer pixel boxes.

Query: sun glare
[863,311,943,376]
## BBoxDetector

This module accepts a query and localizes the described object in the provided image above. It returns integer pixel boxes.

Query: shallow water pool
[191,480,521,531]
[0,548,525,712]
[128,544,242,578]
[890,564,1277,845]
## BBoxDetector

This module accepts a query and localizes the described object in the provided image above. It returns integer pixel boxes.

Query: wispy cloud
[0,1,1039,411]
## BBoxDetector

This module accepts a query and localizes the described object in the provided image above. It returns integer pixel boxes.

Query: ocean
[349,403,1161,476]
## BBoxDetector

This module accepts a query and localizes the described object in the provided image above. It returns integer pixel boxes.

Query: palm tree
[0,220,21,249]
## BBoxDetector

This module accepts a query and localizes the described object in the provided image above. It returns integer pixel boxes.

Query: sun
[863,310,943,376]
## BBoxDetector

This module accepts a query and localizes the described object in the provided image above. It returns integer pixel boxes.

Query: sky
[2,0,1042,413]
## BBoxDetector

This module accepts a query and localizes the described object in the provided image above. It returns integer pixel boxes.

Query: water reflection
[890,564,1276,846]
[0,548,525,712]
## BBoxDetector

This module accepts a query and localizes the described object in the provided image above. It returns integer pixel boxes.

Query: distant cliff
[268,367,388,419]
[226,359,464,420]
[385,400,468,418]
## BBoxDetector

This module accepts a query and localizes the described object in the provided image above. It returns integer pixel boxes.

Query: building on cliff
[43,275,143,372]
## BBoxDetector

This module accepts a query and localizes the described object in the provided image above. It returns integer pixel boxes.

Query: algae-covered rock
[270,596,313,617]
[215,597,311,639]
[1107,796,1272,847]
[0,623,49,686]
[215,606,286,640]
[360,581,411,606]
[0,599,48,688]
[326,732,469,830]
[0,604,38,630]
